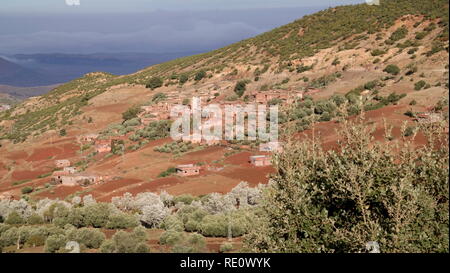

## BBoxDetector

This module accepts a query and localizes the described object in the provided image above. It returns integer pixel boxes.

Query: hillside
[0,0,448,200]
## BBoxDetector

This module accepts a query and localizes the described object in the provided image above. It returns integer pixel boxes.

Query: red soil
[221,166,274,186]
[11,170,47,181]
[224,151,254,166]
[34,185,83,200]
[6,150,28,161]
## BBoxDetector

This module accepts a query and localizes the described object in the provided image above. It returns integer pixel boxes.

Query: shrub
[296,64,313,73]
[194,71,206,81]
[103,227,149,253]
[234,81,247,97]
[219,242,234,253]
[99,239,115,253]
[26,234,46,247]
[173,194,195,205]
[403,126,415,137]
[146,77,163,90]
[21,186,34,195]
[383,64,400,75]
[5,212,24,225]
[27,213,44,225]
[83,203,112,228]
[158,167,177,178]
[59,129,67,137]
[122,106,141,121]
[151,92,167,103]
[371,49,386,56]
[414,80,427,91]
[66,228,105,249]
[171,233,207,253]
[106,213,139,229]
[244,117,449,253]
[179,74,189,84]
[44,234,67,253]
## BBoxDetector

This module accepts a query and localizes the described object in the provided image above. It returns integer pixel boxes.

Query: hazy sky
[0,0,365,55]
[1,0,364,13]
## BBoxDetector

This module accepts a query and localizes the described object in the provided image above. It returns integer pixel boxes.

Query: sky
[0,0,365,55]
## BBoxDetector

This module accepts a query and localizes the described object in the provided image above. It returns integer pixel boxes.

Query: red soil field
[34,185,83,200]
[224,151,254,166]
[11,170,48,181]
[96,177,183,202]
[5,150,28,161]
[221,166,274,186]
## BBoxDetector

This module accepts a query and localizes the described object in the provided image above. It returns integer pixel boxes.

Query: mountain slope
[0,57,50,87]
[0,0,448,143]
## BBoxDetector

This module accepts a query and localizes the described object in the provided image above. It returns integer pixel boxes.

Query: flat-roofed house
[176,164,201,177]
[55,159,71,168]
[78,134,99,144]
[63,167,77,174]
[59,173,101,187]
[95,139,112,153]
[249,155,272,167]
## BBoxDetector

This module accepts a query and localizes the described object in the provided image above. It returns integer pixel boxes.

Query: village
[43,83,446,191]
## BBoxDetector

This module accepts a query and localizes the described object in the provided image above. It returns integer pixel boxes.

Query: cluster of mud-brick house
[51,160,106,187]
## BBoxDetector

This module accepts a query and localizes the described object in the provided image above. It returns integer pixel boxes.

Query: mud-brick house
[176,164,201,177]
[95,139,112,153]
[249,155,272,167]
[55,159,71,168]
[63,167,77,174]
[56,173,102,187]
[77,134,99,143]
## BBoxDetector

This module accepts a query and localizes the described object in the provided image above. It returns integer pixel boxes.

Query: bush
[106,213,140,229]
[122,106,141,121]
[383,64,400,75]
[179,74,189,84]
[151,92,167,103]
[83,203,112,228]
[219,242,234,253]
[245,117,449,253]
[173,194,195,205]
[45,234,67,253]
[194,71,206,81]
[27,213,44,225]
[234,81,248,97]
[403,126,415,137]
[414,80,427,91]
[105,228,149,253]
[171,233,207,253]
[66,228,105,249]
[21,186,33,195]
[158,167,177,178]
[159,230,186,246]
[5,212,24,225]
[146,77,163,90]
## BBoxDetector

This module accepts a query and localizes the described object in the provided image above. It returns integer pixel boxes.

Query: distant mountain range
[0,52,200,88]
